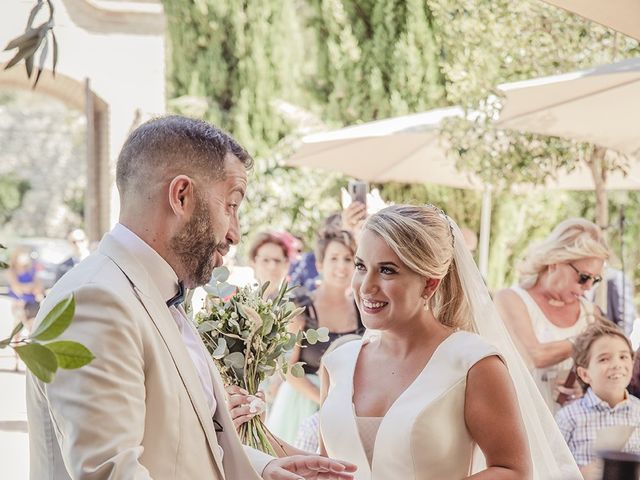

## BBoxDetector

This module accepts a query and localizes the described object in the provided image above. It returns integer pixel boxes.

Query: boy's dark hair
[573,322,633,389]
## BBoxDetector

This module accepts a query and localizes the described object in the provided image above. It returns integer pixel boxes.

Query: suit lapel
[99,234,226,478]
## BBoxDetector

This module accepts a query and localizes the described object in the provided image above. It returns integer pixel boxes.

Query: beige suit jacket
[27,233,273,479]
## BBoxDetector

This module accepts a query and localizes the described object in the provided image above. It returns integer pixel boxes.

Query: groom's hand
[262,455,356,480]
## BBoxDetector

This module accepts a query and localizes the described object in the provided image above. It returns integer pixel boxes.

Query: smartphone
[348,180,368,207]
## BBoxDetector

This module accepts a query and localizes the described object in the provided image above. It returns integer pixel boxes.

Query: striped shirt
[555,388,640,466]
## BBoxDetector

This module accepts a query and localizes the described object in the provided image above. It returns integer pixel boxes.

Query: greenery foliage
[196,266,328,454]
[158,0,640,295]
[0,294,94,383]
[3,0,58,88]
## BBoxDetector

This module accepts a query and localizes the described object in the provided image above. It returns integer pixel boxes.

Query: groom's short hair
[116,115,252,200]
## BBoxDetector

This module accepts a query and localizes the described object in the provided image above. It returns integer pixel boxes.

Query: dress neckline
[350,330,463,419]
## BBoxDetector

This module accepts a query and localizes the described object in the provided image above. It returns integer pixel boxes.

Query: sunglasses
[567,263,602,286]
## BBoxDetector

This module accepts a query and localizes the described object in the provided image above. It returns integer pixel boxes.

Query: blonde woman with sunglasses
[495,218,610,413]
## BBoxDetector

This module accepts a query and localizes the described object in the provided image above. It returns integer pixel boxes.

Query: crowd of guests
[224,211,640,478]
[7,199,640,476]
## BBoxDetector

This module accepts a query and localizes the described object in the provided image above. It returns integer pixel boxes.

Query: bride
[231,204,582,479]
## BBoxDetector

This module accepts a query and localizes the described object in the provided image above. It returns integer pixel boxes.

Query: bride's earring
[422,296,430,312]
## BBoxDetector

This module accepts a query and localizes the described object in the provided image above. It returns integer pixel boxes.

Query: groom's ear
[168,175,194,216]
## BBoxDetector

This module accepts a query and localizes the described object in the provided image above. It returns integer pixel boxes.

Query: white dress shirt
[111,223,217,417]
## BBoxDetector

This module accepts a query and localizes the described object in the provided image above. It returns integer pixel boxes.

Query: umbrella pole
[478,185,492,279]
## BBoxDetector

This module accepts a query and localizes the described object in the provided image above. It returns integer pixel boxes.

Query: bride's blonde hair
[364,204,470,330]
[517,218,609,289]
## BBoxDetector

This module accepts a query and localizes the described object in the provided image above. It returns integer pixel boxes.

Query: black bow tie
[166,281,185,307]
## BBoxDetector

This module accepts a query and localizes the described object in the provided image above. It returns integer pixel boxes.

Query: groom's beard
[170,192,227,287]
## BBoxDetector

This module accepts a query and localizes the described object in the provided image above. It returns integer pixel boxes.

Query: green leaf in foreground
[316,326,330,343]
[14,343,58,383]
[290,362,305,378]
[211,266,230,283]
[0,322,24,349]
[45,340,94,369]
[305,329,319,345]
[30,295,75,341]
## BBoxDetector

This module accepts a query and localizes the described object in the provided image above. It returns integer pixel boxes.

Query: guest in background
[248,231,292,298]
[495,218,610,412]
[266,228,364,444]
[555,323,640,478]
[8,247,44,332]
[290,202,366,292]
[55,229,91,282]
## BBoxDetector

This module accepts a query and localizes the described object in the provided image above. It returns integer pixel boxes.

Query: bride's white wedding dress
[320,331,498,479]
[318,216,583,480]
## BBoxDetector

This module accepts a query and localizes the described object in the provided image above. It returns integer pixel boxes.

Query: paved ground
[0,296,29,480]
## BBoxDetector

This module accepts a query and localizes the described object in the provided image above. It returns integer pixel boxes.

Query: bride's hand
[262,455,357,480]
[225,385,266,429]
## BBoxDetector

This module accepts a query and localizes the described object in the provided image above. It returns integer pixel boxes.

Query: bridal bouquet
[195,267,328,454]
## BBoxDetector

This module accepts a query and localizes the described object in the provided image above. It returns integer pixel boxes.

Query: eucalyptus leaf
[3,28,39,51]
[259,281,271,298]
[30,295,75,341]
[274,280,288,304]
[26,1,46,30]
[290,362,305,378]
[25,52,35,78]
[224,351,245,370]
[216,282,237,298]
[45,340,94,369]
[0,261,9,269]
[50,30,57,75]
[261,315,274,335]
[211,266,230,283]
[283,333,297,351]
[203,284,220,295]
[197,320,218,333]
[211,338,227,359]
[4,36,40,70]
[305,329,319,345]
[14,343,58,383]
[287,307,306,321]
[33,36,48,87]
[316,326,330,343]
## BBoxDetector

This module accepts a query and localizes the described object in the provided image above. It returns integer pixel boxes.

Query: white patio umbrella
[289,106,482,188]
[497,56,640,157]
[541,160,640,191]
[542,0,640,41]
[287,106,497,276]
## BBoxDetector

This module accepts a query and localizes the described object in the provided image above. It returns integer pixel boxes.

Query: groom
[26,116,355,480]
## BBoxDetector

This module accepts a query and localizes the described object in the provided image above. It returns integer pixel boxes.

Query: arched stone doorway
[0,67,109,241]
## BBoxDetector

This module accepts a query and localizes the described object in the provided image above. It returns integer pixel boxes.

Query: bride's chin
[361,315,385,330]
